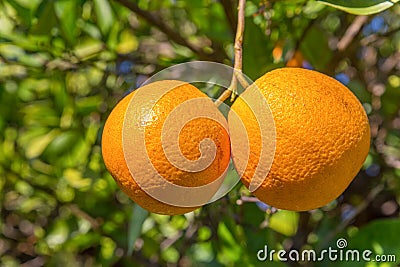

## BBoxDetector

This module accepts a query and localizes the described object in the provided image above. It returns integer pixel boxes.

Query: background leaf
[300,26,332,70]
[54,0,78,45]
[31,0,58,35]
[4,0,32,27]
[127,204,149,255]
[93,0,115,36]
[317,219,400,267]
[1,0,399,266]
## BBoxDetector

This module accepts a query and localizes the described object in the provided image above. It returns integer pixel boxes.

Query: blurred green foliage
[0,0,399,266]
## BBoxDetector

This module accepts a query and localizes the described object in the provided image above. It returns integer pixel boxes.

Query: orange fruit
[272,42,283,62]
[229,68,370,211]
[102,80,230,215]
[286,50,304,67]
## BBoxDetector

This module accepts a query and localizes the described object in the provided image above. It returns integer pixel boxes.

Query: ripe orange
[229,68,370,211]
[102,80,230,215]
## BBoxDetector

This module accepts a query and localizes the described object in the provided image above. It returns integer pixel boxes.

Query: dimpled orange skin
[230,68,370,211]
[102,81,230,215]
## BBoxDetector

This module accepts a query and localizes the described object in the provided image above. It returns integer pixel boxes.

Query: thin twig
[235,71,250,89]
[115,0,225,62]
[238,196,260,203]
[337,15,368,51]
[325,15,369,75]
[215,0,246,106]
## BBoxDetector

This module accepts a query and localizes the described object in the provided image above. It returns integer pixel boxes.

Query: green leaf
[65,232,101,252]
[127,204,149,255]
[381,76,400,116]
[73,38,104,60]
[245,1,258,17]
[300,26,332,70]
[348,80,371,103]
[43,131,81,157]
[54,0,78,45]
[21,101,60,127]
[63,168,91,190]
[328,219,400,267]
[242,17,272,80]
[5,0,32,27]
[31,0,58,35]
[93,0,114,36]
[269,210,299,237]
[217,221,242,264]
[116,29,138,54]
[318,0,399,15]
[25,129,60,159]
[75,96,103,115]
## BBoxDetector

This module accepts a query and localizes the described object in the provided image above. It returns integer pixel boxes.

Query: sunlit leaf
[100,236,116,260]
[93,0,114,36]
[25,129,60,159]
[54,0,78,45]
[269,210,299,236]
[245,1,259,17]
[217,221,241,264]
[161,247,179,263]
[46,219,70,249]
[21,102,60,127]
[5,0,32,27]
[318,0,399,15]
[73,38,104,60]
[64,232,101,252]
[116,30,138,54]
[63,168,91,190]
